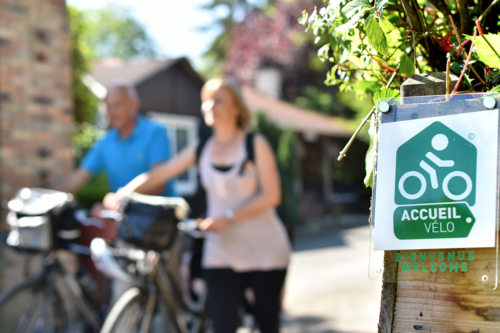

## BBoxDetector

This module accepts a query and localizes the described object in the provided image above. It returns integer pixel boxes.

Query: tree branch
[458,0,472,36]
[400,0,424,32]
[427,0,453,23]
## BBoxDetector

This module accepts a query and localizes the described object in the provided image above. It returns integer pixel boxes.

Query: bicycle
[0,188,110,333]
[93,219,209,333]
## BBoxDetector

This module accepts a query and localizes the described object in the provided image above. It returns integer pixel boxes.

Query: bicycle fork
[140,284,157,333]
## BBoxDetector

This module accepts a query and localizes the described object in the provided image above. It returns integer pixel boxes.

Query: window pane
[176,128,188,152]
[176,128,189,181]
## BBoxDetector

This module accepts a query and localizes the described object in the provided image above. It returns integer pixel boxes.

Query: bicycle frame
[128,234,208,333]
[41,251,102,332]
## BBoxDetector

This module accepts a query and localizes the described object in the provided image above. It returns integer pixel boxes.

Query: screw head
[379,101,390,113]
[483,96,496,109]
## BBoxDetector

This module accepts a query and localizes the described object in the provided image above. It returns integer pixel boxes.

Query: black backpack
[195,133,255,174]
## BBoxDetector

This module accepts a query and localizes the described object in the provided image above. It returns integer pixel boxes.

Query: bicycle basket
[119,192,190,251]
[4,188,77,252]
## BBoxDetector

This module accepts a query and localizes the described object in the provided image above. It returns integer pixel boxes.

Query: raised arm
[52,167,93,194]
[103,143,197,209]
[200,134,281,232]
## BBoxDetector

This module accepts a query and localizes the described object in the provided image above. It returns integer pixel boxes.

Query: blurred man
[55,81,176,198]
[54,81,177,310]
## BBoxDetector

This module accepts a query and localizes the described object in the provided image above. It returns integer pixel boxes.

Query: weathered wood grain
[380,250,399,333]
[390,247,500,332]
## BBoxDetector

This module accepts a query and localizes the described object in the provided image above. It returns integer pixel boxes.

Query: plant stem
[476,19,491,79]
[452,30,477,95]
[371,57,397,72]
[449,15,485,85]
[337,108,376,161]
[479,0,500,22]
[337,65,400,161]
[446,57,451,100]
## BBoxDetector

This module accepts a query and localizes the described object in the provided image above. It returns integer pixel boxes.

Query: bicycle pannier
[119,192,190,251]
[4,188,78,251]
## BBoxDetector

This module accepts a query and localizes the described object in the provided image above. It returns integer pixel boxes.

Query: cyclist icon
[399,133,473,201]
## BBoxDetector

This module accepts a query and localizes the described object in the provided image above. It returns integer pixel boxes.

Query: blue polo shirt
[81,116,178,197]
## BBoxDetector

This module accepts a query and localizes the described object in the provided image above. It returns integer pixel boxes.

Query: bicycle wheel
[100,287,146,333]
[0,278,66,333]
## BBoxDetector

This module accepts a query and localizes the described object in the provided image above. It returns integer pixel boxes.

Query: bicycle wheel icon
[442,171,472,200]
[399,170,472,201]
[399,171,427,200]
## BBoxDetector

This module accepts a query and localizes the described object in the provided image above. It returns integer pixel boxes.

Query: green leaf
[364,16,389,55]
[329,32,337,51]
[472,34,500,69]
[376,0,390,13]
[357,80,382,93]
[379,17,396,34]
[400,54,415,77]
[379,17,397,44]
[490,85,500,93]
[341,0,371,18]
[364,113,377,188]
[334,11,363,38]
[450,61,462,75]
[373,88,400,105]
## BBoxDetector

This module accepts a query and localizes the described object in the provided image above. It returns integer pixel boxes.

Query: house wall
[137,63,204,118]
[0,0,73,201]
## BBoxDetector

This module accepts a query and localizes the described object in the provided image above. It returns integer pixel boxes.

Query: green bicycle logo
[393,122,477,240]
[398,133,473,202]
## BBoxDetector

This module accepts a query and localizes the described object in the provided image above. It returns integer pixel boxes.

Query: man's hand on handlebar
[103,192,123,211]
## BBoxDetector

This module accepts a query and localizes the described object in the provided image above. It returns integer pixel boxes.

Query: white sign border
[373,109,500,251]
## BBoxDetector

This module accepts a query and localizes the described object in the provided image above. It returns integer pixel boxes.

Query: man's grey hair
[106,79,139,99]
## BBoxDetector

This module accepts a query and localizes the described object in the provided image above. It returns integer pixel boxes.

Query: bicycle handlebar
[177,219,205,239]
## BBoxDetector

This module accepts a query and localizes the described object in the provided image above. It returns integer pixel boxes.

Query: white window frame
[148,112,199,196]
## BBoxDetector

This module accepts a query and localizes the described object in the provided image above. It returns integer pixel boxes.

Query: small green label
[394,203,475,239]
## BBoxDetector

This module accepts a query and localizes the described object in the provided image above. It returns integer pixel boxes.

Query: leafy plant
[301,0,500,187]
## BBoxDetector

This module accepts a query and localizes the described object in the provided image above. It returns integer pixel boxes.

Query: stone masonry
[0,0,73,202]
[0,0,74,303]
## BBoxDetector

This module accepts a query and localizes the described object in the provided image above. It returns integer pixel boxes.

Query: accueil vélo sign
[373,109,499,259]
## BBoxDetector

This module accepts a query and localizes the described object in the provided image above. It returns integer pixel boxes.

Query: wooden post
[378,72,466,333]
[400,72,461,97]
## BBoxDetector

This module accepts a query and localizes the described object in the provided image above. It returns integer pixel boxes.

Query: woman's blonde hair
[201,78,250,129]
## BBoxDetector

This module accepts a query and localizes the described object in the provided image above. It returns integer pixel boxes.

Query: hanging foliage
[301,0,500,187]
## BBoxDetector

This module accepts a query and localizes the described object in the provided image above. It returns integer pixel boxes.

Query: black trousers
[204,268,287,333]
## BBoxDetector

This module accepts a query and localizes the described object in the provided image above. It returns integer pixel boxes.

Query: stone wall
[0,0,73,299]
[0,0,73,201]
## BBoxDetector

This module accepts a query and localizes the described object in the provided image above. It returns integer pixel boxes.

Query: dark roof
[91,57,204,89]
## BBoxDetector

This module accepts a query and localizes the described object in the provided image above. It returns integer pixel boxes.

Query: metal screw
[483,96,496,109]
[379,101,390,113]
[482,275,488,282]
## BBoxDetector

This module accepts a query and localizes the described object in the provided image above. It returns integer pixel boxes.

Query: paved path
[281,225,383,333]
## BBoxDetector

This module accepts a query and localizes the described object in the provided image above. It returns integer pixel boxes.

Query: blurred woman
[104,78,291,333]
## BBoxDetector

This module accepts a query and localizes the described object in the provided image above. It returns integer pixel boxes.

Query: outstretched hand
[198,215,230,233]
[103,192,123,211]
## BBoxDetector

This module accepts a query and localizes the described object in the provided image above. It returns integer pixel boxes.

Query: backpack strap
[239,133,255,174]
[195,136,210,164]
